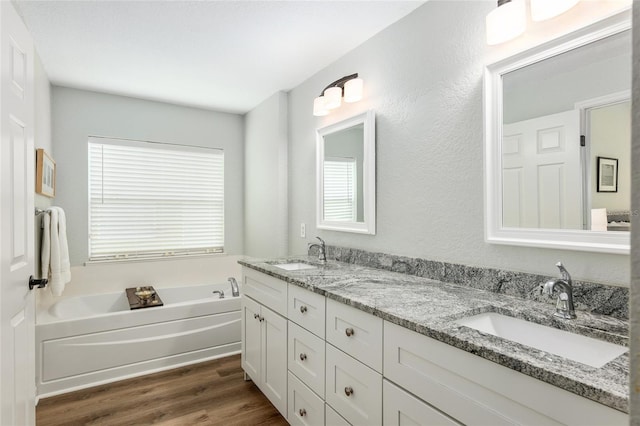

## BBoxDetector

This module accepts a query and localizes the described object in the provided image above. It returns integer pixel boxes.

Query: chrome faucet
[212,290,225,299]
[228,277,240,297]
[541,262,576,319]
[308,236,327,262]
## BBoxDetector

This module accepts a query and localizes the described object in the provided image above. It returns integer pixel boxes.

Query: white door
[502,110,582,229]
[0,2,36,425]
[241,296,261,381]
[261,306,287,418]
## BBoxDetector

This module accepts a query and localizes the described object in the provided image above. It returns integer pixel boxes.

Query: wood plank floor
[36,355,288,426]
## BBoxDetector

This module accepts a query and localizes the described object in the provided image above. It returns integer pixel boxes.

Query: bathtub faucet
[212,290,225,299]
[228,277,240,297]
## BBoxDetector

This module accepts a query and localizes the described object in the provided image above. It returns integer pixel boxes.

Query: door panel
[503,110,581,229]
[1,2,36,424]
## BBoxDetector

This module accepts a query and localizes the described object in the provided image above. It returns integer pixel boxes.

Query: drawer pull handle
[344,386,354,397]
[345,327,355,337]
[253,313,260,320]
[299,408,307,417]
[300,305,308,314]
[259,316,264,322]
[299,353,307,361]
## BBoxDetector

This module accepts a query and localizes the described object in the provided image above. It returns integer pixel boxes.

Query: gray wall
[244,91,288,258]
[629,1,639,422]
[52,86,245,265]
[34,53,52,278]
[287,1,629,286]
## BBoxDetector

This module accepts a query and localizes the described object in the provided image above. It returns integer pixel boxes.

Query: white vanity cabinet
[241,270,288,418]
[241,266,627,426]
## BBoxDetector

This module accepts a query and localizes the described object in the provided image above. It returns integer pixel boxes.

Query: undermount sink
[272,262,318,271]
[455,312,627,368]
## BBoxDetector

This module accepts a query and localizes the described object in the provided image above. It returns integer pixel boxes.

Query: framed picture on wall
[597,156,618,193]
[36,148,56,198]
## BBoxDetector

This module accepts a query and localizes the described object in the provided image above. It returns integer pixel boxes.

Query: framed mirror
[316,110,376,234]
[484,9,631,254]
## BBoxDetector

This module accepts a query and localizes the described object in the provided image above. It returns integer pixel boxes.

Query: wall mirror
[316,110,375,234]
[484,10,631,254]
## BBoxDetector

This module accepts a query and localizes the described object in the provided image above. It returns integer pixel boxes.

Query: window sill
[84,252,228,266]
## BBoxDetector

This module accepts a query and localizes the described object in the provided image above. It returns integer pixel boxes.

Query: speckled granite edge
[239,256,629,412]
[314,245,629,320]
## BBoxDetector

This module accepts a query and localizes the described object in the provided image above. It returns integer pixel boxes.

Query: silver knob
[300,305,308,314]
[299,353,307,361]
[344,386,354,396]
[345,327,355,337]
[299,408,307,417]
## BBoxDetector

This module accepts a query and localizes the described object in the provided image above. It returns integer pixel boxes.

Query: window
[88,137,224,261]
[323,157,357,221]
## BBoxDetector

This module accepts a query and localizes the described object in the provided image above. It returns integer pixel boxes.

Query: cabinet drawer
[383,379,461,426]
[243,268,287,316]
[288,321,325,398]
[288,284,326,338]
[288,372,325,426]
[326,298,382,372]
[326,344,382,426]
[383,321,627,426]
[325,404,351,426]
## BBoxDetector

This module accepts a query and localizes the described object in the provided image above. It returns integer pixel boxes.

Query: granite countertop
[239,256,629,413]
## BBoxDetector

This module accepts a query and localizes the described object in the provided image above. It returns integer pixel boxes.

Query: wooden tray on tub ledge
[125,286,164,310]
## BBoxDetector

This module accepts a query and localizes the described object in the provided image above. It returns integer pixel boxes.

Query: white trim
[316,110,376,235]
[484,9,631,254]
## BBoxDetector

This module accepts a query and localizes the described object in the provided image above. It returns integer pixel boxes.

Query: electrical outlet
[300,223,306,238]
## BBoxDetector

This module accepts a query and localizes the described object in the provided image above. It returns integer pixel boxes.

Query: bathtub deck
[36,354,287,426]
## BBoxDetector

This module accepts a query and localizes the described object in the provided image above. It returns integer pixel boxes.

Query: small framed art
[597,156,618,193]
[36,148,56,198]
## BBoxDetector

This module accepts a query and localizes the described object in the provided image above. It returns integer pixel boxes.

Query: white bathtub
[36,282,241,397]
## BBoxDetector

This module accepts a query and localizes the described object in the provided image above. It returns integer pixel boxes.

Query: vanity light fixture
[486,0,526,45]
[530,0,579,22]
[487,0,581,45]
[313,73,363,117]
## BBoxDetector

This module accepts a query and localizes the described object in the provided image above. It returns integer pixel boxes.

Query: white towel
[41,206,71,296]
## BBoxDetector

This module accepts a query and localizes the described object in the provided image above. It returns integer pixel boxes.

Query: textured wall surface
[287,1,631,286]
[244,91,288,257]
[629,1,639,422]
[51,86,245,265]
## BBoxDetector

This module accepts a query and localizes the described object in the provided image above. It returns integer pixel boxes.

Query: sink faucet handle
[316,236,325,246]
[555,262,572,285]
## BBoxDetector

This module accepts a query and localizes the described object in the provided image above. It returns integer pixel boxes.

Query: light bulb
[313,96,328,116]
[344,78,363,103]
[486,0,526,45]
[323,86,342,110]
[531,0,579,22]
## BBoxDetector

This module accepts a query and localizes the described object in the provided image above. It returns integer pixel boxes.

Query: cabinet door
[288,372,325,426]
[326,344,382,425]
[241,296,262,381]
[243,268,288,316]
[288,284,326,338]
[288,321,325,398]
[262,305,288,418]
[383,380,461,426]
[326,298,383,373]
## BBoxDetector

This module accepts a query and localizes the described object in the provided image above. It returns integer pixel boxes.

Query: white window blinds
[88,137,224,261]
[323,158,357,221]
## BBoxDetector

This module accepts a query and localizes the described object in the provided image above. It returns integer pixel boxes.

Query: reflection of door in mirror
[501,29,631,231]
[323,125,364,222]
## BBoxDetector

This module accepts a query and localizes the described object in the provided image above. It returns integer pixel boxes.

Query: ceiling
[15,0,426,114]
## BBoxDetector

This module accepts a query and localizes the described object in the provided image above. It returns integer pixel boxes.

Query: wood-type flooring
[36,354,287,426]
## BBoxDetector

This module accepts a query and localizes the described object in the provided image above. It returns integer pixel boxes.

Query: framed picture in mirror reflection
[597,156,618,193]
